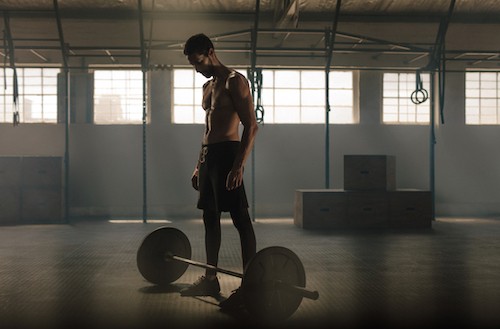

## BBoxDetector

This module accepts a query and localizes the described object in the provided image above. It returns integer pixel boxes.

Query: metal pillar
[53,0,70,223]
[324,29,332,189]
[424,0,454,220]
[430,71,436,220]
[138,0,148,223]
[324,0,342,189]
[249,0,260,222]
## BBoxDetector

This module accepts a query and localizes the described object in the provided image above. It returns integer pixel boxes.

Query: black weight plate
[137,227,191,285]
[241,246,306,322]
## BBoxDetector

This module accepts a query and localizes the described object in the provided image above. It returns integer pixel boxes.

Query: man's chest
[202,82,233,111]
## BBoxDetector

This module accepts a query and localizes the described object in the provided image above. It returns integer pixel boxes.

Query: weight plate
[137,227,191,285]
[241,246,306,322]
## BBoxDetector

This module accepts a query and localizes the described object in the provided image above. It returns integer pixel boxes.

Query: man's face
[187,52,213,78]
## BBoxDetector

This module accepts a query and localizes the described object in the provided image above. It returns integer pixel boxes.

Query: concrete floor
[1,217,499,329]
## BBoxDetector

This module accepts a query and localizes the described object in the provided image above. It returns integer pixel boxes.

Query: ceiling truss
[1,1,500,71]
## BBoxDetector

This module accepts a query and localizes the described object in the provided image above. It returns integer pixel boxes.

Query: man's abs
[203,106,240,144]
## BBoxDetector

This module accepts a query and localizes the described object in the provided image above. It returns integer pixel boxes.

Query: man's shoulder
[225,70,247,90]
[203,79,213,89]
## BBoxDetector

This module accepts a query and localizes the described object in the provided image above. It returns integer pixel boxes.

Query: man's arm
[226,73,258,190]
[191,80,212,191]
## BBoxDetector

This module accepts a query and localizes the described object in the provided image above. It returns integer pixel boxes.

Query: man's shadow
[139,284,249,320]
[139,282,189,294]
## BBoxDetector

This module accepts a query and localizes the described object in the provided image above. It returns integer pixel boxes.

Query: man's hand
[191,168,199,191]
[226,167,244,191]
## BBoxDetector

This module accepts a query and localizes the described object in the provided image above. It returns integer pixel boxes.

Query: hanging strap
[411,70,429,105]
[3,12,20,126]
[253,68,264,124]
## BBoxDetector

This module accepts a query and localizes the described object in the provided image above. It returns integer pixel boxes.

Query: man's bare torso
[202,72,241,145]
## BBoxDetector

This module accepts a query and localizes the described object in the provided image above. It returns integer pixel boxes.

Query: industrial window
[261,70,355,124]
[0,68,59,123]
[93,70,144,124]
[172,69,210,124]
[172,69,248,124]
[172,69,355,124]
[465,72,500,125]
[383,73,430,124]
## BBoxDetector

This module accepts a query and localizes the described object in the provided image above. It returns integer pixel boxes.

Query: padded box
[21,187,62,222]
[294,190,348,229]
[22,157,62,187]
[0,187,21,224]
[388,190,432,228]
[347,191,389,228]
[344,155,396,191]
[0,157,22,187]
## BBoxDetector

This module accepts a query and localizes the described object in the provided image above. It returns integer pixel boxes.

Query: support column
[54,0,70,223]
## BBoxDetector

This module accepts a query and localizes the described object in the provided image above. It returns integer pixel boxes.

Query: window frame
[171,68,211,124]
[465,71,500,125]
[382,72,431,125]
[171,67,358,125]
[0,67,60,124]
[92,68,148,125]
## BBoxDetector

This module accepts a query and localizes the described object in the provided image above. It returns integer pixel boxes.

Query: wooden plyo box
[0,156,63,224]
[294,190,348,229]
[294,189,432,229]
[21,157,63,223]
[344,155,396,191]
[388,190,432,228]
[347,191,388,228]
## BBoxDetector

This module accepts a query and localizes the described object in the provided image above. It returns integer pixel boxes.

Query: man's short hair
[183,34,214,56]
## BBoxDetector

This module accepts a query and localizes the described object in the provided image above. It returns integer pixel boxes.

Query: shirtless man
[180,34,258,311]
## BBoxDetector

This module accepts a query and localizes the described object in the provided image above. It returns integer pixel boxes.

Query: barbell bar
[166,253,320,301]
[137,226,319,322]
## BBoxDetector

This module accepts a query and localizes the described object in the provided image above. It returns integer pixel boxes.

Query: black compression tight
[202,208,256,277]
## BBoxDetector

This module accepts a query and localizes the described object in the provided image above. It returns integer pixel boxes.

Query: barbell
[136,226,319,322]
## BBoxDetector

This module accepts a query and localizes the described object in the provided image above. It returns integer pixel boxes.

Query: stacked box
[0,157,22,224]
[21,157,63,223]
[347,192,388,228]
[0,156,63,225]
[294,190,347,229]
[344,155,396,191]
[388,190,432,228]
[294,155,432,229]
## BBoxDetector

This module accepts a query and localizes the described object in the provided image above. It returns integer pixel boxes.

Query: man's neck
[212,64,231,80]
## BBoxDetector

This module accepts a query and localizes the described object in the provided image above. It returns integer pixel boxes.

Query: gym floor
[1,217,499,329]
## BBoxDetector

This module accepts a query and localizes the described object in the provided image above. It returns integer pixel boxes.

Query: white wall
[1,69,499,220]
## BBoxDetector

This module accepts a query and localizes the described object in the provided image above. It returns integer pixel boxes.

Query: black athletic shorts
[197,141,249,212]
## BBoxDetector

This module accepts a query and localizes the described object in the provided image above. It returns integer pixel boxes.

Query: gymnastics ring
[411,88,429,105]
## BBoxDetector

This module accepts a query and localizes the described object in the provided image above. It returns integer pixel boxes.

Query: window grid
[465,72,500,125]
[383,73,430,124]
[0,68,59,123]
[172,69,355,124]
[262,70,354,124]
[93,70,144,124]
[172,69,208,124]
